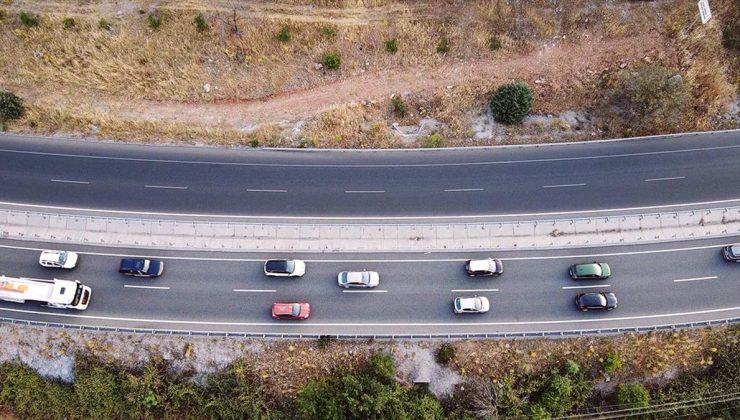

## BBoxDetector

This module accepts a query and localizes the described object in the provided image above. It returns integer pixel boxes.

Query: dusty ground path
[115,33,663,129]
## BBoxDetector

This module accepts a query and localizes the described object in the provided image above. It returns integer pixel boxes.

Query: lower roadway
[0,237,738,336]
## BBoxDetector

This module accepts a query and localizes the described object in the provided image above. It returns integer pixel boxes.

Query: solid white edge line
[0,306,737,327]
[50,179,89,184]
[4,197,740,220]
[341,290,388,293]
[645,176,686,182]
[443,188,485,192]
[144,185,188,190]
[0,241,736,263]
[673,276,719,283]
[562,285,611,290]
[543,183,586,188]
[450,289,500,292]
[123,285,170,290]
[233,289,277,293]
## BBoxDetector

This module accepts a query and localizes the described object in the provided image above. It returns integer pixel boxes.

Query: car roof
[580,293,607,306]
[345,271,369,283]
[468,259,492,271]
[458,297,481,309]
[272,303,299,315]
[574,263,602,276]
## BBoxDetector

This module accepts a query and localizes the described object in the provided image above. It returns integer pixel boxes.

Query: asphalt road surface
[1,238,737,336]
[1,131,739,218]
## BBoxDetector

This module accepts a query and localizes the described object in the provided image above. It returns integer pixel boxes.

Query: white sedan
[39,250,79,269]
[337,271,380,288]
[453,296,490,314]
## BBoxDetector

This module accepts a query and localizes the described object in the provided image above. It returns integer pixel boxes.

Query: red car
[271,302,311,320]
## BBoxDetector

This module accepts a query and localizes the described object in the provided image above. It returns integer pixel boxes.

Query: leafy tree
[617,381,650,409]
[539,374,573,417]
[489,82,533,124]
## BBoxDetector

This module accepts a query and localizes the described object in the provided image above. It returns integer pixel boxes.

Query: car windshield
[267,260,293,273]
[473,299,482,310]
[291,304,301,316]
[56,253,67,264]
[731,247,740,256]
[141,260,150,272]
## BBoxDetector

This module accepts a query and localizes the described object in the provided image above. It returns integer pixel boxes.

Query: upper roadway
[1,131,739,218]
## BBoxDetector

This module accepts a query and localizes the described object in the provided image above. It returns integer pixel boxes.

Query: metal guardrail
[1,316,738,340]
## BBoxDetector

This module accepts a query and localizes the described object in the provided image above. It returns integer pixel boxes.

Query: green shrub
[98,18,112,30]
[19,11,38,28]
[321,26,337,38]
[608,64,691,134]
[193,13,208,32]
[602,352,623,374]
[436,343,456,365]
[74,362,131,418]
[249,139,259,148]
[488,35,502,51]
[201,361,277,418]
[0,363,78,419]
[617,382,650,409]
[147,13,161,30]
[385,38,398,53]
[564,360,580,376]
[528,403,551,420]
[0,90,24,123]
[317,335,335,349]
[489,82,533,125]
[437,36,450,54]
[540,374,574,417]
[63,17,76,29]
[276,25,291,42]
[391,95,407,118]
[322,52,341,69]
[424,132,445,148]
[370,352,395,382]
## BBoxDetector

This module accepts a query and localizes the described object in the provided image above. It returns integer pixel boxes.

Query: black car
[119,258,164,277]
[575,292,617,311]
[721,245,740,262]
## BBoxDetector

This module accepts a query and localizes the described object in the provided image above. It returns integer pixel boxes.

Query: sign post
[698,0,712,24]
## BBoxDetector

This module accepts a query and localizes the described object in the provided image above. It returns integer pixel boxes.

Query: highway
[1,238,738,336]
[0,131,739,218]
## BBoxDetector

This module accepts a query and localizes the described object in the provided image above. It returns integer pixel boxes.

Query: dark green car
[569,262,611,280]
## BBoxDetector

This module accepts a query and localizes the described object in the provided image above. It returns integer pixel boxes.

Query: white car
[264,259,306,277]
[453,296,490,314]
[39,250,79,269]
[465,258,504,276]
[337,271,380,288]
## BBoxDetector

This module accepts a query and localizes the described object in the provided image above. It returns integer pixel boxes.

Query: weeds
[147,13,161,30]
[391,95,407,118]
[436,343,456,365]
[322,52,341,69]
[276,25,291,42]
[321,26,337,38]
[193,13,208,32]
[487,35,502,51]
[436,35,450,54]
[63,17,76,29]
[98,18,112,31]
[424,132,445,148]
[19,11,38,28]
[385,38,398,53]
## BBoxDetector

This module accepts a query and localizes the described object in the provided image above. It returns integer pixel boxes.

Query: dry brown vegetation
[0,0,737,147]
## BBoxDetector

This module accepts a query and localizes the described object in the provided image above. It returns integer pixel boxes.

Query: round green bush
[322,52,341,70]
[489,82,533,125]
[0,90,24,121]
[617,382,649,409]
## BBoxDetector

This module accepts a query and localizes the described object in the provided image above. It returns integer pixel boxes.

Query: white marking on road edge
[645,176,686,182]
[0,306,738,327]
[451,288,499,292]
[50,179,89,185]
[0,240,737,263]
[246,189,287,193]
[233,289,276,293]
[562,285,611,290]
[123,285,170,290]
[144,185,188,190]
[3,140,740,168]
[344,190,385,194]
[543,183,587,188]
[5,197,740,220]
[673,276,718,283]
[342,290,388,293]
[444,188,485,192]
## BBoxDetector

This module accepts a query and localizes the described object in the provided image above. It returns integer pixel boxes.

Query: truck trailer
[0,276,91,310]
